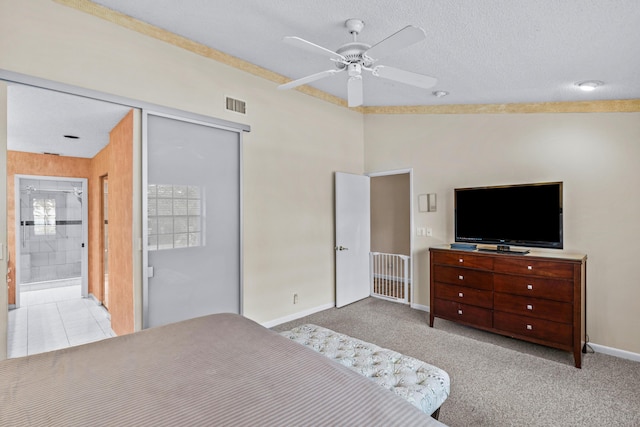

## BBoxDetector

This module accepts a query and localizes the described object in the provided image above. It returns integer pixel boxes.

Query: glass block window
[147,184,204,251]
[33,198,56,235]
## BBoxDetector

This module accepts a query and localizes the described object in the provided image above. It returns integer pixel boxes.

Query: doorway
[334,169,413,307]
[8,175,115,358]
[14,175,89,306]
[369,170,413,304]
[101,175,109,311]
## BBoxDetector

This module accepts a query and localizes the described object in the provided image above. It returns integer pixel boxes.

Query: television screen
[455,182,563,249]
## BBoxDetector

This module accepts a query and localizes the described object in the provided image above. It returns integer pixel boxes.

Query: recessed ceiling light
[575,80,604,91]
[432,90,449,98]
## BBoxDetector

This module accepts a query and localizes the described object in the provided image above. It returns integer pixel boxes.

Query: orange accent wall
[6,152,91,304]
[7,109,134,336]
[104,110,134,335]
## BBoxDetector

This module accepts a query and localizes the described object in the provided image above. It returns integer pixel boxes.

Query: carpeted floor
[272,297,640,427]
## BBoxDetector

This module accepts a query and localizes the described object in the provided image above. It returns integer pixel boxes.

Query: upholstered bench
[280,324,450,419]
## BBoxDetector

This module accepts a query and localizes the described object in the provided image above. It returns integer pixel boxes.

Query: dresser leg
[573,349,582,368]
[429,313,434,327]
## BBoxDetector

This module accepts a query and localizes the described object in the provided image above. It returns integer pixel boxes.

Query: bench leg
[431,407,441,420]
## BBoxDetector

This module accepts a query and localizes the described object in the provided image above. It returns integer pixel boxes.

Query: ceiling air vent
[225,96,246,114]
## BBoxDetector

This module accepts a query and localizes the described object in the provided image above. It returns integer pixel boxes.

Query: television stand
[429,245,587,368]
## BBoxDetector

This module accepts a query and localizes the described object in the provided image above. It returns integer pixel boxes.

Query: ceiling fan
[277,19,437,107]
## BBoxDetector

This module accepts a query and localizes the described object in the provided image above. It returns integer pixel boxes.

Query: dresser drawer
[433,265,493,290]
[494,274,573,302]
[494,312,572,346]
[434,282,493,308]
[494,293,572,323]
[494,258,574,279]
[434,298,493,328]
[431,251,493,270]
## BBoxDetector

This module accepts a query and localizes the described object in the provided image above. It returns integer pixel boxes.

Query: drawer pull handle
[459,258,464,263]
[457,309,463,315]
[527,284,533,290]
[458,275,464,280]
[458,292,464,298]
[526,324,533,330]
[526,304,533,310]
[527,265,533,270]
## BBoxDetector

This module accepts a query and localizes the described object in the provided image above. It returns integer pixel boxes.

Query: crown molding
[362,100,640,114]
[55,1,639,115]
[53,0,355,111]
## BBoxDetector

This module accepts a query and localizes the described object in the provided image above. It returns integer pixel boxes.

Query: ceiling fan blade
[278,69,342,90]
[347,76,363,107]
[372,65,437,89]
[283,36,346,62]
[363,25,426,61]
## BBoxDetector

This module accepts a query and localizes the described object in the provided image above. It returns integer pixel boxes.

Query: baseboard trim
[261,302,335,329]
[262,301,640,363]
[411,303,639,362]
[411,303,429,312]
[589,342,640,363]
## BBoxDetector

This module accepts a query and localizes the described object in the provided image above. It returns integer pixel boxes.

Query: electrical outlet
[293,293,299,304]
[426,227,433,237]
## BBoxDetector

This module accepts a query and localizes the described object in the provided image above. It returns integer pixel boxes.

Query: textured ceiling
[91,0,640,106]
[7,85,131,158]
[8,1,640,158]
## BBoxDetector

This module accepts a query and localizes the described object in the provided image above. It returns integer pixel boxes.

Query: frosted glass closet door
[144,113,241,328]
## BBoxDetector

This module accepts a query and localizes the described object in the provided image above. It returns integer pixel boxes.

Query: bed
[1,313,446,426]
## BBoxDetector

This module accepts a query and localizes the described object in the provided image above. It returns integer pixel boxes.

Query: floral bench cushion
[280,324,450,416]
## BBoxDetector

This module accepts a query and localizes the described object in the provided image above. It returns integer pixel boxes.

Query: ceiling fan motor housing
[335,42,373,69]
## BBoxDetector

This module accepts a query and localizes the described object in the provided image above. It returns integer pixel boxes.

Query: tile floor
[7,280,116,358]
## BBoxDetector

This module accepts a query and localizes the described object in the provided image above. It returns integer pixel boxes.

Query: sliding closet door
[143,112,241,328]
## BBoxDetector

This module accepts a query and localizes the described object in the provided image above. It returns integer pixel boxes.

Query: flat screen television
[455,182,563,250]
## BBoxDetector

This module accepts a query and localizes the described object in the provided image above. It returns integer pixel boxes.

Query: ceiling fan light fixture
[576,80,604,91]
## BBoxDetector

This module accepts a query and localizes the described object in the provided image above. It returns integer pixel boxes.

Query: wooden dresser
[429,246,587,368]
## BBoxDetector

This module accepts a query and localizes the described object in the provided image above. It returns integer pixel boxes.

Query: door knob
[335,246,349,251]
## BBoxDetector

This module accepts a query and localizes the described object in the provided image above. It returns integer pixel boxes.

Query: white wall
[0,0,364,327]
[364,113,640,354]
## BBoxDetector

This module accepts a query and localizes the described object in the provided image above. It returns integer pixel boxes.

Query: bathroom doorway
[101,175,109,311]
[14,175,89,307]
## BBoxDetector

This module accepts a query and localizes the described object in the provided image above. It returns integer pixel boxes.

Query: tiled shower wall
[19,179,83,284]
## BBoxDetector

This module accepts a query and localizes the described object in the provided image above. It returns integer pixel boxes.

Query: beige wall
[364,113,640,354]
[0,0,364,329]
[370,174,410,255]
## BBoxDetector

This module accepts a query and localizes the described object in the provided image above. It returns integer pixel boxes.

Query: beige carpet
[273,297,640,427]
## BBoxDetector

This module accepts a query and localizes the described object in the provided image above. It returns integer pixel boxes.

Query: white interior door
[335,172,370,308]
[143,112,241,328]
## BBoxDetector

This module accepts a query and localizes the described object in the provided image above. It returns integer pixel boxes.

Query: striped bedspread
[0,313,445,426]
